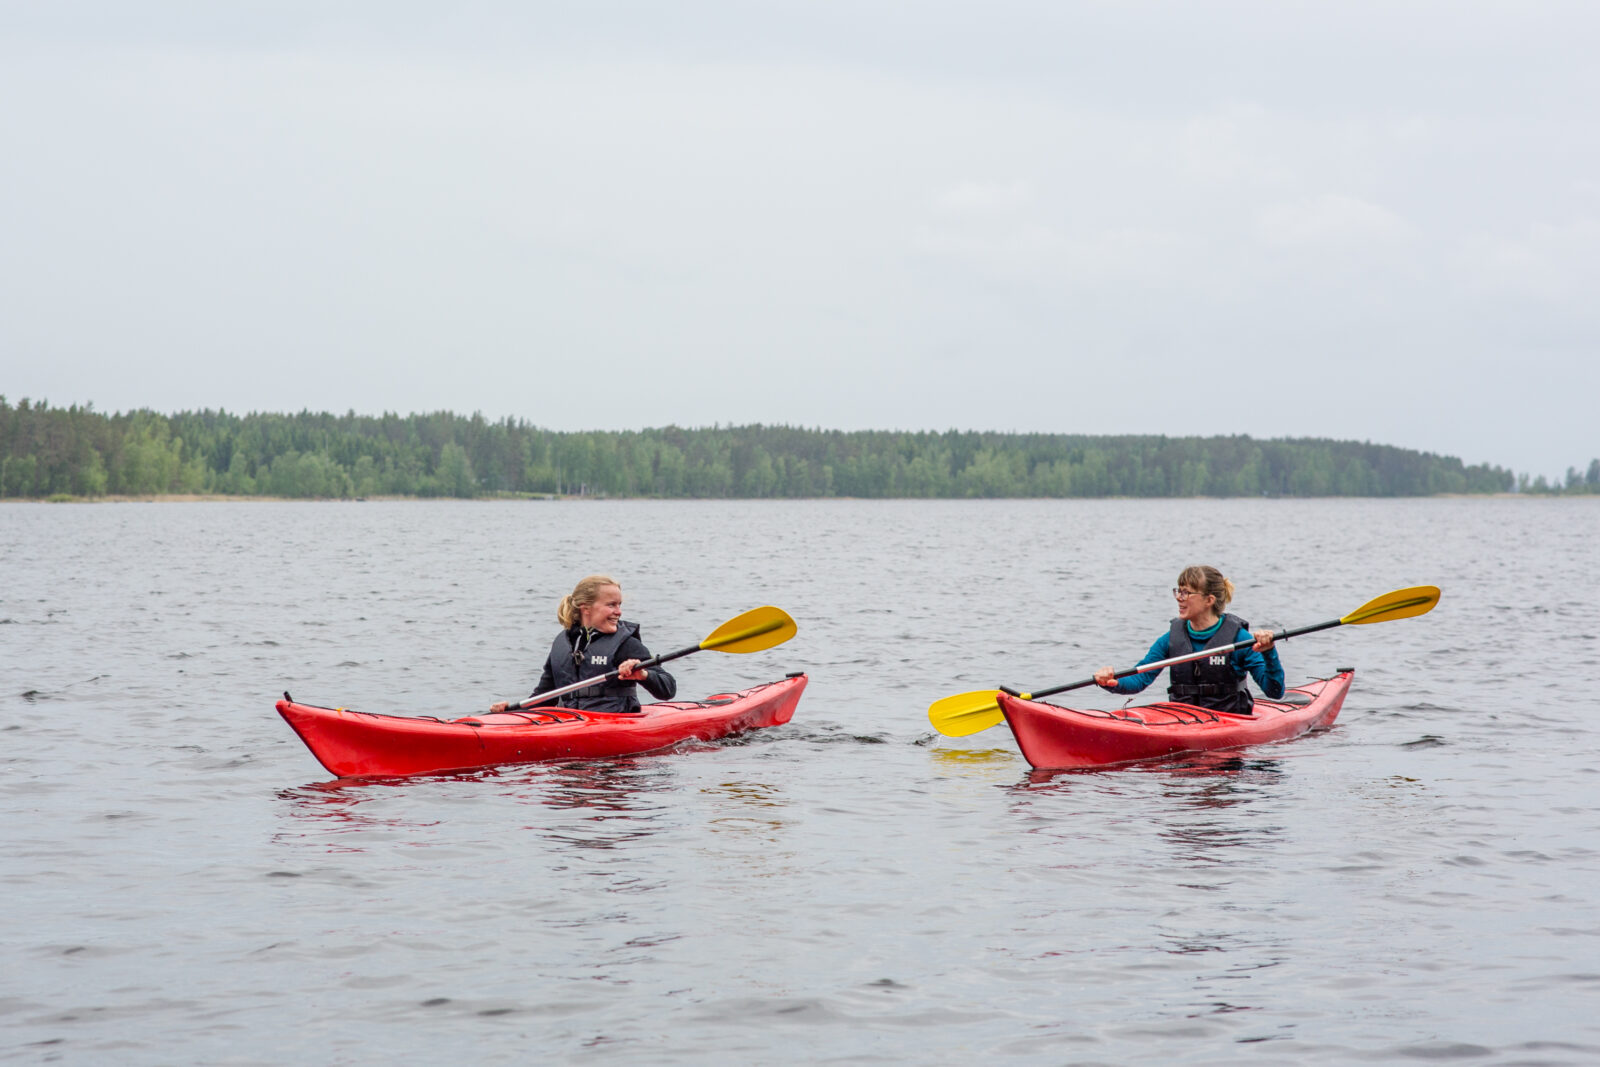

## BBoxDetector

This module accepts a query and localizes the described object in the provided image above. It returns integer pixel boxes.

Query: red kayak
[277,674,807,778]
[997,670,1353,770]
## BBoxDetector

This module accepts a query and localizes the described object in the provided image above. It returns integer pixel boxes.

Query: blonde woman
[1093,565,1282,715]
[492,575,676,715]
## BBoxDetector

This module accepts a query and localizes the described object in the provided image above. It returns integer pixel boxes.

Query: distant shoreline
[3,492,1566,504]
[7,402,1542,497]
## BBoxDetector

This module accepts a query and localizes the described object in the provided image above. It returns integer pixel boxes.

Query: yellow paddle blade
[1339,585,1441,626]
[699,605,797,654]
[928,690,1011,737]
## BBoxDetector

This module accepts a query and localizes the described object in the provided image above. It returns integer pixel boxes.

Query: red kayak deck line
[277,674,807,779]
[997,670,1353,770]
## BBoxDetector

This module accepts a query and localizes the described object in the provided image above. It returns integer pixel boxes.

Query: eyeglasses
[1172,588,1207,600]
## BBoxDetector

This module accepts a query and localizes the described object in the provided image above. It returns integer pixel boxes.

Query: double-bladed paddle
[927,585,1441,737]
[501,605,797,712]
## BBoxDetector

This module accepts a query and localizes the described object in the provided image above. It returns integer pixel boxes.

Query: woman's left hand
[1252,630,1276,652]
[617,659,647,681]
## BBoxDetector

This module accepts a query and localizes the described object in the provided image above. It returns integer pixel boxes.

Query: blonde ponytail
[557,574,620,628]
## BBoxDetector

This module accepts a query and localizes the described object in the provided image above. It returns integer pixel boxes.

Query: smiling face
[578,584,624,633]
[1175,584,1218,626]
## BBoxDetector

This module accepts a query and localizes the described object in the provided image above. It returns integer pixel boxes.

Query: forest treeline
[4,396,1588,501]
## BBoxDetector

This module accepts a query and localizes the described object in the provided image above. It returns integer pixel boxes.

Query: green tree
[438,442,477,498]
[114,416,183,494]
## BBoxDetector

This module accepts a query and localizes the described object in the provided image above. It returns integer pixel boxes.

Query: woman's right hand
[490,701,509,713]
[1094,666,1117,689]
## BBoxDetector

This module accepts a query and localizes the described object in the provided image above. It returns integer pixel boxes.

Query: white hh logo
[1209,655,1227,666]
[590,655,608,665]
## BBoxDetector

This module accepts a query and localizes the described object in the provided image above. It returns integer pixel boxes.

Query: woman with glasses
[490,574,677,715]
[1092,565,1282,715]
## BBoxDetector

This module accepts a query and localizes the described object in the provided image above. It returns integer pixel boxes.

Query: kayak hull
[277,674,807,779]
[997,671,1352,770]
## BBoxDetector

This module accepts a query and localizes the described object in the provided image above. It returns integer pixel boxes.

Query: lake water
[3,498,1598,1064]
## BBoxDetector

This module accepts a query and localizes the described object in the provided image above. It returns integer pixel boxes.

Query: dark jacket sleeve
[618,630,677,702]
[525,647,560,705]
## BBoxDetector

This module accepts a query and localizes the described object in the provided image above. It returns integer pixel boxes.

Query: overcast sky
[2,2,1596,477]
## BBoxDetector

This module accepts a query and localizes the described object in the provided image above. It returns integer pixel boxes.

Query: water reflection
[1017,751,1288,798]
[514,760,674,853]
[1001,753,1291,875]
[701,779,790,841]
[273,777,445,852]
[272,758,679,854]
[518,759,672,814]
[693,777,798,886]
[928,747,1018,769]
[1158,816,1284,870]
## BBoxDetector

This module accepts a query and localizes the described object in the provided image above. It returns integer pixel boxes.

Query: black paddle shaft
[999,617,1341,701]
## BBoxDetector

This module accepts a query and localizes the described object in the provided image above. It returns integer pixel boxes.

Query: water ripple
[3,498,1599,1063]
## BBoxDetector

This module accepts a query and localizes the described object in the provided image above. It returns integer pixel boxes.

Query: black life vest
[535,622,646,714]
[1166,613,1254,715]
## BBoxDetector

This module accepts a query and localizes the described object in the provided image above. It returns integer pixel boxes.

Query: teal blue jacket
[1111,617,1285,699]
